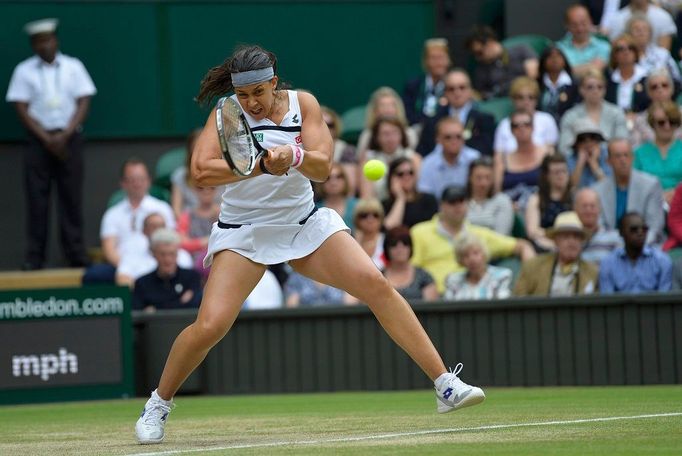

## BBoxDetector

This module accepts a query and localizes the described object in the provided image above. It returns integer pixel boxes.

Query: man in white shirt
[6,18,96,270]
[83,158,176,284]
[605,0,677,50]
[116,212,193,287]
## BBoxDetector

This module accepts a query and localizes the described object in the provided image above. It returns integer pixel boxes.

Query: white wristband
[291,144,305,168]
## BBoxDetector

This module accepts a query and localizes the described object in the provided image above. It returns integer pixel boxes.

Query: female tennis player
[135,45,484,444]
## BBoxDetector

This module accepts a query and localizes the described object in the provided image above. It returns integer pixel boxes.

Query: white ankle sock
[152,389,173,405]
[434,373,449,390]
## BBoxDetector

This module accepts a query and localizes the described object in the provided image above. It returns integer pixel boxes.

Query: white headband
[231,67,274,87]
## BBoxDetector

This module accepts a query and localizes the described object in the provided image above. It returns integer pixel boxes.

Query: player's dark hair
[196,45,278,106]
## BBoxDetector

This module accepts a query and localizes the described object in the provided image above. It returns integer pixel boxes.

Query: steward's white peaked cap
[24,18,58,36]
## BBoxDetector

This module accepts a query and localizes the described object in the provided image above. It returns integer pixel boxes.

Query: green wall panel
[0,1,434,140]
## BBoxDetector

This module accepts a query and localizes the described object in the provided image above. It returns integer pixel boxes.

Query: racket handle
[259,156,272,175]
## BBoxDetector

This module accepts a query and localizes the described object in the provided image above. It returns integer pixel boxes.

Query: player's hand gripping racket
[215,96,268,176]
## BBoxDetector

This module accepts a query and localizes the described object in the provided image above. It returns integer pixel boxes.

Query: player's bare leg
[289,231,484,412]
[136,250,266,444]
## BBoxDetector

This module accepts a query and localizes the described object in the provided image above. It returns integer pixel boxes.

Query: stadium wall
[133,293,682,395]
[0,0,435,141]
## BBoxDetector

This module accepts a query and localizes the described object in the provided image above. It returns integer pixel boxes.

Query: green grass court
[1,386,681,455]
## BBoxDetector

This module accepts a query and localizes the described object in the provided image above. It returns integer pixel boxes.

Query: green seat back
[502,34,553,56]
[340,105,367,144]
[154,147,186,189]
[477,97,514,125]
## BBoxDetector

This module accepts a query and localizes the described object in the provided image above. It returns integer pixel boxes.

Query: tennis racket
[215,96,268,176]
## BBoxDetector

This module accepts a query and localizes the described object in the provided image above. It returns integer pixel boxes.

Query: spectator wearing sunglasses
[382,157,438,230]
[568,119,612,188]
[416,69,495,157]
[558,68,629,156]
[634,100,682,204]
[604,34,649,114]
[493,111,547,211]
[418,117,480,202]
[593,139,665,246]
[353,198,387,269]
[626,14,681,84]
[411,185,535,293]
[493,77,559,156]
[629,68,682,148]
[360,116,421,201]
[599,212,672,293]
[382,226,438,301]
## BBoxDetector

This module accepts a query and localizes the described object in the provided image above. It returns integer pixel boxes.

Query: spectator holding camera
[568,119,612,188]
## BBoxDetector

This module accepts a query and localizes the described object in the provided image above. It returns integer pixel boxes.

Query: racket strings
[219,98,259,174]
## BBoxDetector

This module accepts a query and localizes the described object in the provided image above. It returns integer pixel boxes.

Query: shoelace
[443,363,468,391]
[450,363,463,377]
[143,401,174,425]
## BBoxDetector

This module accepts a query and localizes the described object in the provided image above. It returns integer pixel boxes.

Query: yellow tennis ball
[363,159,386,181]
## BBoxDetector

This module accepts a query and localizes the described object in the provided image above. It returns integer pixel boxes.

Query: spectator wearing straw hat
[513,211,599,296]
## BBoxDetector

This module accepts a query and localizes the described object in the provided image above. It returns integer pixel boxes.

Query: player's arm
[191,108,267,186]
[266,91,332,182]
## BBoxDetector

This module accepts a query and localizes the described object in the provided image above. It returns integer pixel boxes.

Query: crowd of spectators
[10,3,682,312]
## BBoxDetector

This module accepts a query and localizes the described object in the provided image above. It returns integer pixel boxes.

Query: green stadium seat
[107,185,170,208]
[511,212,527,239]
[154,147,186,190]
[477,97,514,124]
[340,105,367,144]
[502,34,553,56]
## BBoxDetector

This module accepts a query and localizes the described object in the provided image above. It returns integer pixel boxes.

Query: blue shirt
[567,145,612,188]
[556,34,611,68]
[599,247,673,294]
[615,188,628,227]
[417,146,481,200]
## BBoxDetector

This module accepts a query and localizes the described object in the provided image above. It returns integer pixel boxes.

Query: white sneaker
[135,390,174,444]
[434,363,485,414]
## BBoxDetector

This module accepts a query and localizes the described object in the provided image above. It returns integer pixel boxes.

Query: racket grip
[259,156,272,175]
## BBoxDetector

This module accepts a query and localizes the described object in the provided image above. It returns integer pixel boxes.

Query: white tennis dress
[203,90,348,266]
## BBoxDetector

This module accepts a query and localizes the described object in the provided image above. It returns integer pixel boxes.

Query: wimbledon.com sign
[0,287,132,402]
[0,295,124,319]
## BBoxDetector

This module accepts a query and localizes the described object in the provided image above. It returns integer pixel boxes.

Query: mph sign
[0,318,121,388]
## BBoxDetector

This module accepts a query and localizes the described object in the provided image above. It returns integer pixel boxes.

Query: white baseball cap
[24,18,58,36]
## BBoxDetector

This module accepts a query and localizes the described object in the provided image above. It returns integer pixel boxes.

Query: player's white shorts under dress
[204,90,348,267]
